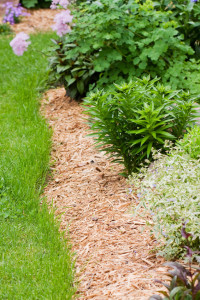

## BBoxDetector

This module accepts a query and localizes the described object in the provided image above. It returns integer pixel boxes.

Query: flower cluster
[10,32,31,56]
[51,10,73,36]
[50,0,73,37]
[3,2,29,25]
[50,0,69,9]
[9,0,73,55]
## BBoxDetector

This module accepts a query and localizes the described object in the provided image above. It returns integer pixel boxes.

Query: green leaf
[141,135,150,146]
[65,76,76,86]
[77,80,84,94]
[156,131,175,139]
[147,141,153,158]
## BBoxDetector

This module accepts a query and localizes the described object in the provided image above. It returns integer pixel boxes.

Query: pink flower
[59,0,69,9]
[10,32,31,56]
[50,0,59,9]
[51,0,69,9]
[52,10,73,37]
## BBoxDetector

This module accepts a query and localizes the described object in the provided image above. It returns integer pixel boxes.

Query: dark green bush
[48,0,200,100]
[20,0,51,8]
[83,77,199,175]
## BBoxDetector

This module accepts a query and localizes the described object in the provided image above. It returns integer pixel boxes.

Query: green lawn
[0,33,76,299]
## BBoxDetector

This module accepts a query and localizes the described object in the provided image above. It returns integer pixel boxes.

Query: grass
[0,33,76,299]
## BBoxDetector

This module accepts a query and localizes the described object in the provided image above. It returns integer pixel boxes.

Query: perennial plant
[84,77,199,175]
[129,143,200,258]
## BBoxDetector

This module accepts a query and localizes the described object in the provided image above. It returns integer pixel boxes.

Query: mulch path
[42,88,166,299]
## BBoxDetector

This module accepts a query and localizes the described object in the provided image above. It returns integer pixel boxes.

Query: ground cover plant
[48,0,200,99]
[83,77,199,175]
[129,137,200,258]
[0,33,76,298]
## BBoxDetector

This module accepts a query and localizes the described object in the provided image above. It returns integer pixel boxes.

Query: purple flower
[3,2,29,25]
[10,32,31,56]
[52,10,73,37]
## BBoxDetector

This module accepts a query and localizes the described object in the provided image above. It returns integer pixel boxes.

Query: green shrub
[83,77,199,175]
[20,0,51,8]
[177,124,200,159]
[152,0,200,58]
[0,23,12,35]
[129,145,200,258]
[48,0,200,99]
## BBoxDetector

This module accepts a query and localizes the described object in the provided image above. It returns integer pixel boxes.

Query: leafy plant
[129,141,200,258]
[150,228,200,300]
[48,39,98,100]
[20,0,51,9]
[48,0,200,99]
[83,77,199,175]
[0,23,12,35]
[152,0,200,57]
[177,125,200,159]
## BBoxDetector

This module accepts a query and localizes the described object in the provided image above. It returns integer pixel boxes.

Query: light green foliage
[177,124,200,159]
[129,143,200,258]
[0,33,75,298]
[83,77,199,175]
[49,0,200,99]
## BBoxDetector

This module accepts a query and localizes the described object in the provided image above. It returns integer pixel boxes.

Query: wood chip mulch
[42,88,167,300]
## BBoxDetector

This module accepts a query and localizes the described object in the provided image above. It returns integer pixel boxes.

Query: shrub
[177,125,200,159]
[48,0,200,99]
[83,77,199,175]
[129,144,200,258]
[0,23,12,35]
[153,0,200,58]
[150,231,200,300]
[20,0,51,9]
